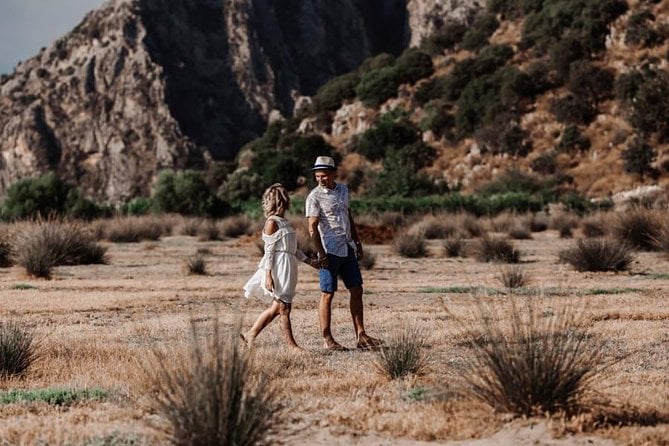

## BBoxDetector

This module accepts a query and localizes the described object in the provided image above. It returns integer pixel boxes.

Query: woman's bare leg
[278,301,303,350]
[243,300,280,343]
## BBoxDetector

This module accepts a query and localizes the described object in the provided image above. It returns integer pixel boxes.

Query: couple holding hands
[242,156,382,351]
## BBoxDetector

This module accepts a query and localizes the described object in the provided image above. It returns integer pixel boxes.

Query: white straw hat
[311,156,336,171]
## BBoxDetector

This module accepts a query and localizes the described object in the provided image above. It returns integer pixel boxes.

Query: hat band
[312,164,335,170]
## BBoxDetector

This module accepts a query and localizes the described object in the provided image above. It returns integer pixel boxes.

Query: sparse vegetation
[0,321,39,378]
[393,233,428,258]
[613,209,664,250]
[457,299,612,416]
[185,253,207,275]
[559,239,633,272]
[103,216,166,243]
[475,236,520,263]
[373,321,429,380]
[359,249,376,270]
[12,220,107,278]
[444,236,468,258]
[142,318,282,446]
[497,265,530,289]
[0,388,107,405]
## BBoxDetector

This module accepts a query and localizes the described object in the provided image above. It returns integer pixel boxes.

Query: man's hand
[317,252,329,268]
[355,241,364,261]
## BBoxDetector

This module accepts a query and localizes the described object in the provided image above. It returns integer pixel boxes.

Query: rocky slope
[0,0,483,201]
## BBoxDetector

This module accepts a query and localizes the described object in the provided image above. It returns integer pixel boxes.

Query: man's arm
[308,216,328,267]
[348,209,364,261]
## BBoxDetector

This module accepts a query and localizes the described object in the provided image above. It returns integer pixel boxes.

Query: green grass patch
[11,283,36,290]
[584,288,642,295]
[419,286,501,295]
[648,273,669,280]
[0,387,108,406]
[406,387,429,402]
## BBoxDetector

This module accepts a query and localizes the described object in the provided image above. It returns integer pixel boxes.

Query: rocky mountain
[0,0,484,201]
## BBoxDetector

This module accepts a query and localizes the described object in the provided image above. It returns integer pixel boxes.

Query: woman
[242,183,316,350]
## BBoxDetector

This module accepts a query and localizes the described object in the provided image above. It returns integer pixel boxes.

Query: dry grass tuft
[393,232,428,258]
[0,320,40,378]
[359,249,376,270]
[613,209,664,251]
[409,215,457,239]
[197,221,222,241]
[176,218,203,236]
[559,239,633,272]
[475,236,520,263]
[508,226,532,240]
[460,213,485,238]
[103,216,166,243]
[184,253,207,275]
[580,214,608,238]
[497,265,530,289]
[0,230,13,268]
[457,299,612,417]
[443,236,468,258]
[373,321,429,380]
[219,215,254,238]
[141,318,282,445]
[13,220,107,278]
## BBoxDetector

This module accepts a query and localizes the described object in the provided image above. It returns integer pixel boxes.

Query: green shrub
[152,170,227,217]
[143,318,282,446]
[567,61,615,103]
[556,126,591,152]
[395,48,434,85]
[218,169,264,204]
[475,116,532,156]
[621,137,657,177]
[370,145,439,197]
[357,53,396,76]
[559,239,633,271]
[355,66,401,107]
[122,197,154,216]
[355,115,420,162]
[420,100,455,139]
[549,36,587,82]
[420,22,467,55]
[462,13,499,51]
[0,321,39,378]
[2,172,70,220]
[521,0,627,52]
[373,322,428,380]
[530,151,557,174]
[458,298,612,416]
[415,76,451,105]
[311,72,360,113]
[625,10,661,48]
[550,94,597,125]
[617,67,669,140]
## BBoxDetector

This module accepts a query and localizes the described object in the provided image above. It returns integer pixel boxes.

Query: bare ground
[0,228,667,445]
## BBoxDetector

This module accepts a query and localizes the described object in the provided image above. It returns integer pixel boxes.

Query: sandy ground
[0,227,667,445]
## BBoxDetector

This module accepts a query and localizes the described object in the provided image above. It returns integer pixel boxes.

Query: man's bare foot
[324,340,349,351]
[239,333,249,346]
[356,334,384,350]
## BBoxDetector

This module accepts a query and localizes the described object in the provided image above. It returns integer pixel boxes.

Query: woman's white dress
[243,216,306,304]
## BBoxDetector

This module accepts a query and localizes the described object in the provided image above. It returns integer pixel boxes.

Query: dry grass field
[0,213,667,445]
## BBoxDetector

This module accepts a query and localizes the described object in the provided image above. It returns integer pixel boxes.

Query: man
[306,156,383,350]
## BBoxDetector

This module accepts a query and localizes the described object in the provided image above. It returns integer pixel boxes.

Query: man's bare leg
[350,285,383,348]
[319,291,346,350]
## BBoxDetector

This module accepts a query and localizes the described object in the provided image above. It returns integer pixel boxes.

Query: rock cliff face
[0,0,482,201]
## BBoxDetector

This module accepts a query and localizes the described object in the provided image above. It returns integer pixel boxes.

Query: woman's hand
[265,271,274,291]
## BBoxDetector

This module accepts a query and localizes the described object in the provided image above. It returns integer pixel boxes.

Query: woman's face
[314,170,335,189]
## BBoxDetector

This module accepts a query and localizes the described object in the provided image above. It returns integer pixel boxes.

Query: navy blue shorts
[319,247,363,293]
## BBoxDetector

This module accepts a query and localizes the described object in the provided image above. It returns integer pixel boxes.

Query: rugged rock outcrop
[0,0,483,201]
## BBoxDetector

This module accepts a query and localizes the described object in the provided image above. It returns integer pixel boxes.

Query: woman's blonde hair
[262,183,290,217]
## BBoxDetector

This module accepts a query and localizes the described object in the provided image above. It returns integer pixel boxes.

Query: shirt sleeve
[305,193,321,218]
[258,231,281,271]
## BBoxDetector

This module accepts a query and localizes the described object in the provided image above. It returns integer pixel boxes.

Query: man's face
[314,170,335,189]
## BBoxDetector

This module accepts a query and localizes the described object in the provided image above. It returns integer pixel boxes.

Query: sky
[0,0,106,75]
